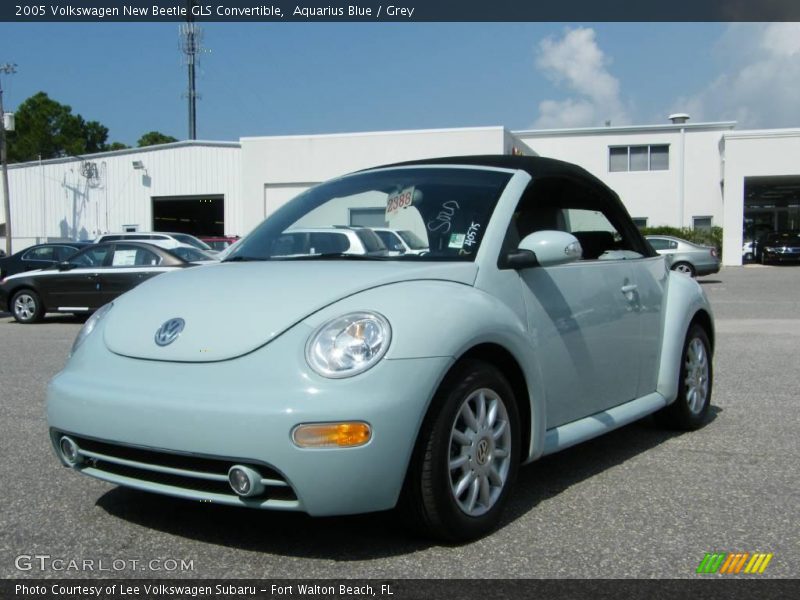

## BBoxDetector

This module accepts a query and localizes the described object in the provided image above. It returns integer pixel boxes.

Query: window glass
[54,246,80,261]
[354,229,386,253]
[609,147,628,172]
[510,178,644,261]
[647,238,670,250]
[396,230,428,250]
[629,146,649,171]
[111,244,161,267]
[23,247,55,261]
[375,230,405,251]
[171,233,212,251]
[693,216,712,232]
[650,145,669,170]
[229,168,511,262]
[632,217,648,229]
[70,246,111,267]
[350,208,387,228]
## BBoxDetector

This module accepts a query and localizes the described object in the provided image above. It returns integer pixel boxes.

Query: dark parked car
[0,242,92,279]
[0,242,191,324]
[757,231,800,264]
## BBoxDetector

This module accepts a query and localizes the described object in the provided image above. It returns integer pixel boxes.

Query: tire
[11,289,45,324]
[401,360,520,542]
[656,324,712,430]
[671,261,696,277]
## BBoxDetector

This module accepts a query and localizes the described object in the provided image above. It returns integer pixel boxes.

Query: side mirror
[57,261,76,271]
[515,230,582,268]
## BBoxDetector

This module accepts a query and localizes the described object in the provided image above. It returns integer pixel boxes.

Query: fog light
[227,465,264,497]
[59,436,83,466]
[292,422,372,448]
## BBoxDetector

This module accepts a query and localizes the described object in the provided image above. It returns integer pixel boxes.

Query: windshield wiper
[223,256,269,262]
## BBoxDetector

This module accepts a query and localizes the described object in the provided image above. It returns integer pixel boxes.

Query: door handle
[621,284,638,294]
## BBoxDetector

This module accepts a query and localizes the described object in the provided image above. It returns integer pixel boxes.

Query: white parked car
[372,228,429,255]
[94,232,216,254]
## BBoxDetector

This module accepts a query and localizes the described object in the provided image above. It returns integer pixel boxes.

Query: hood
[103,260,477,362]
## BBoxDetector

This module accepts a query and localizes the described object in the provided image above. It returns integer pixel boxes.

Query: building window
[632,217,648,229]
[693,216,713,232]
[609,145,669,172]
[349,208,387,228]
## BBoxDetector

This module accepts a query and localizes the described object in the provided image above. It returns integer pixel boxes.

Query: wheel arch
[656,272,715,404]
[456,343,532,464]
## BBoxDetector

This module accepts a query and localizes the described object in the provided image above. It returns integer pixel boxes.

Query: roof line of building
[240,125,506,142]
[7,139,241,169]
[513,121,738,137]
[724,128,800,140]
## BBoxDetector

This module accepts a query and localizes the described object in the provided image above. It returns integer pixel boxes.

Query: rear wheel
[11,289,44,324]
[402,360,520,542]
[671,261,696,277]
[656,324,712,430]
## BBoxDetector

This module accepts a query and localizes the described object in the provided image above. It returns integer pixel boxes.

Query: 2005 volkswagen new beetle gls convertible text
[47,156,714,542]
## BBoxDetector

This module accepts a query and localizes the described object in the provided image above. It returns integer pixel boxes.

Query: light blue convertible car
[47,156,714,542]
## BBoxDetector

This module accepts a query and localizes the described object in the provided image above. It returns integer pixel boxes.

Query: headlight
[305,311,391,378]
[70,303,113,356]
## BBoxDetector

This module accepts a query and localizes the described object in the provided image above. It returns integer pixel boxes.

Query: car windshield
[226,167,513,262]
[765,232,800,244]
[171,246,215,262]
[172,233,213,251]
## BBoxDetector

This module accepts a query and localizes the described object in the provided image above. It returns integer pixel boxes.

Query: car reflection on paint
[47,156,715,542]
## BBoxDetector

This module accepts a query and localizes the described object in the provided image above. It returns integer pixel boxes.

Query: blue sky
[1,22,798,146]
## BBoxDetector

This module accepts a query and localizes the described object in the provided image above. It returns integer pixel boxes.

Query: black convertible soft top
[372,154,656,258]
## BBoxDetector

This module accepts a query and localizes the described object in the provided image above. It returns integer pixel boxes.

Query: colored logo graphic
[697,552,773,574]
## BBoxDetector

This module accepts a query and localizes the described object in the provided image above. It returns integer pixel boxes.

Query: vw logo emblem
[476,439,490,465]
[154,318,185,347]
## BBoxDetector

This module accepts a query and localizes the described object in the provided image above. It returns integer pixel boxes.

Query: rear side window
[648,238,678,250]
[355,229,386,253]
[111,244,161,267]
[70,246,111,267]
[54,246,81,261]
[22,247,55,261]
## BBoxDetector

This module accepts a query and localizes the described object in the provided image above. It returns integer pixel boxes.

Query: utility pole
[180,1,204,140]
[0,62,17,256]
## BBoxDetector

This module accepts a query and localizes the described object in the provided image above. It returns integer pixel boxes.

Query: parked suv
[94,232,215,253]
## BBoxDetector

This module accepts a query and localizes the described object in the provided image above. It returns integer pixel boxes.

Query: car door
[510,177,647,428]
[98,244,166,305]
[39,246,110,310]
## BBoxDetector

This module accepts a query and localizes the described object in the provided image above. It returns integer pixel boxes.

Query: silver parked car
[48,156,714,542]
[646,235,720,277]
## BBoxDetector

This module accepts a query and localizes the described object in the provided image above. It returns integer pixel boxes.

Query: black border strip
[3,1,800,23]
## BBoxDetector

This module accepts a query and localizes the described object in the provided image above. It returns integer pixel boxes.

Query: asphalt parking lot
[0,265,797,579]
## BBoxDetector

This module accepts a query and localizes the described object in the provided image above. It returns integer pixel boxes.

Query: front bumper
[47,321,452,516]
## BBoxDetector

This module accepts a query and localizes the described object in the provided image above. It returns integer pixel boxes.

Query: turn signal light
[292,422,371,448]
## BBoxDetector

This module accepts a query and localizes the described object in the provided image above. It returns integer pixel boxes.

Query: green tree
[6,92,109,162]
[105,142,130,151]
[137,131,178,147]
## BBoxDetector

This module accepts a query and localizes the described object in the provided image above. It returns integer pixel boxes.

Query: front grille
[58,432,298,504]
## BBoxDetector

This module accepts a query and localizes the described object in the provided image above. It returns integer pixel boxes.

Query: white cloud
[533,27,630,129]
[676,23,800,128]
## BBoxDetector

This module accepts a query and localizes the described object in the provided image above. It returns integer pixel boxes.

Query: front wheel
[656,324,712,430]
[11,289,45,324]
[402,360,520,542]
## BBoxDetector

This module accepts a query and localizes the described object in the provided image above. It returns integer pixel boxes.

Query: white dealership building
[2,117,799,266]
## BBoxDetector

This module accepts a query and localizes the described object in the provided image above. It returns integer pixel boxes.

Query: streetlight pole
[0,62,17,256]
